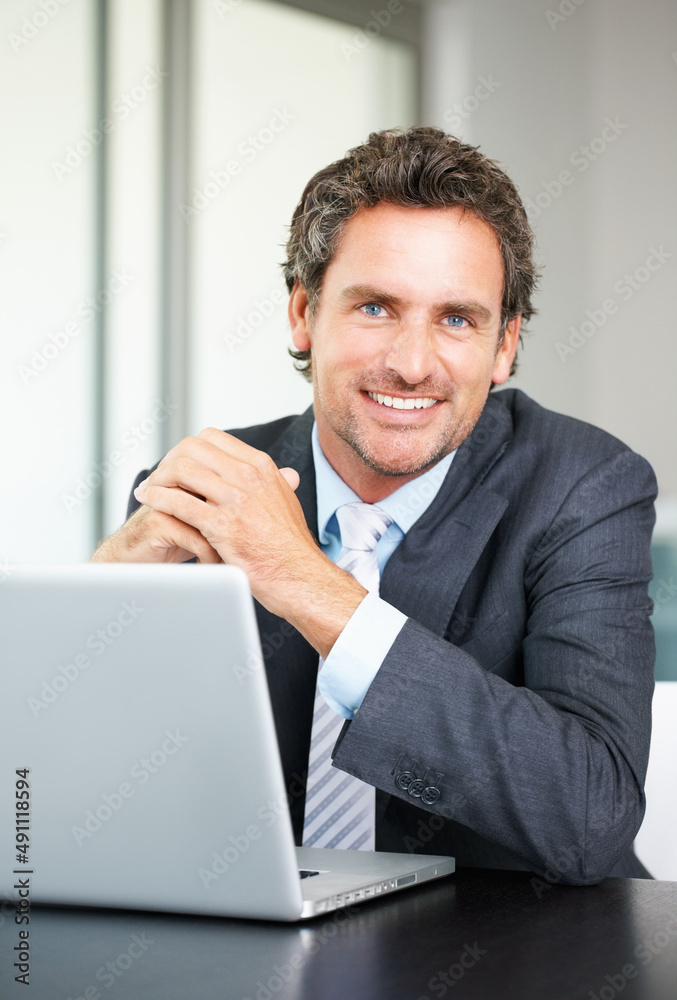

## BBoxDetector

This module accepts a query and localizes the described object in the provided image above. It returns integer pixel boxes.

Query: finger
[146,512,223,564]
[94,507,222,565]
[158,435,243,482]
[138,456,244,508]
[156,435,271,491]
[196,426,265,460]
[162,428,266,474]
[134,483,225,538]
[194,428,297,482]
[165,429,296,487]
[154,434,294,501]
[279,467,300,491]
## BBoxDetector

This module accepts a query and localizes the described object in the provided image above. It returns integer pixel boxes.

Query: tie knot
[335,501,392,554]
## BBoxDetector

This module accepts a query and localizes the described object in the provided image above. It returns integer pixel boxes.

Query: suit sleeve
[332,449,657,885]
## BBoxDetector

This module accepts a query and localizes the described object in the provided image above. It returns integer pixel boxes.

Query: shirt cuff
[318,591,408,720]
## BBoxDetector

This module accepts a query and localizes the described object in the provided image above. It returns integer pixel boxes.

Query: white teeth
[368,392,438,410]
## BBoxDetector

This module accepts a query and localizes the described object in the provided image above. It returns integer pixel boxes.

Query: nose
[383,321,438,386]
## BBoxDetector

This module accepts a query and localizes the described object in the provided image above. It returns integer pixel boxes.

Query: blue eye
[362,303,384,317]
[445,314,468,328]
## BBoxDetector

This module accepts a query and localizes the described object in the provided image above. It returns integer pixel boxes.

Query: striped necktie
[302,501,392,851]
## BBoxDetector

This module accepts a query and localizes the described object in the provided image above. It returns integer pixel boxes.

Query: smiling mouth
[366,391,440,410]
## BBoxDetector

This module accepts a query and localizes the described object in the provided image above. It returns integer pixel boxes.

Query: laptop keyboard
[299,869,320,879]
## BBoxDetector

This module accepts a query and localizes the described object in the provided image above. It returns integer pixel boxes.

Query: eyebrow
[338,284,495,325]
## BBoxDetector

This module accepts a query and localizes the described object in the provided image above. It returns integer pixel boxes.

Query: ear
[288,281,312,351]
[491,315,522,385]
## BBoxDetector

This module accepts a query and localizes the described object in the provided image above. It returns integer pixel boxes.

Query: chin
[352,438,451,478]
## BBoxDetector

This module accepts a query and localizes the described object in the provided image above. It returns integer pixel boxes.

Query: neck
[316,427,438,504]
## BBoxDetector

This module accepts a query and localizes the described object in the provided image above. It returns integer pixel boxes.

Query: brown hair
[283,126,538,379]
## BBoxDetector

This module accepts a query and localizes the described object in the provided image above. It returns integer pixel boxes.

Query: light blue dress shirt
[311,423,455,719]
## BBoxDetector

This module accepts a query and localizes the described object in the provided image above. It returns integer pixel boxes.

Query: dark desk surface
[2,869,677,1000]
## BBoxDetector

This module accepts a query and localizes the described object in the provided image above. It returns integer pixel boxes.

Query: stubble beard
[317,373,480,478]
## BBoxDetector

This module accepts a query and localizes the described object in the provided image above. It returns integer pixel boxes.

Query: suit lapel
[380,395,513,636]
[266,406,318,538]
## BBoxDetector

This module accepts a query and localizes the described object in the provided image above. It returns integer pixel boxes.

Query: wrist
[265,548,367,659]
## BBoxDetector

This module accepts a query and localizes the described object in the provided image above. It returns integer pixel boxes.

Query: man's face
[289,203,521,499]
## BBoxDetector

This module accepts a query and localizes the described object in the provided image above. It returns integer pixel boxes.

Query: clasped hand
[92,427,368,655]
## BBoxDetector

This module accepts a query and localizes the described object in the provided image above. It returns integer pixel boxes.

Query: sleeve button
[421,785,441,806]
[407,778,425,798]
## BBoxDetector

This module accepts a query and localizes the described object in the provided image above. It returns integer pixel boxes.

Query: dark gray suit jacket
[128,388,657,884]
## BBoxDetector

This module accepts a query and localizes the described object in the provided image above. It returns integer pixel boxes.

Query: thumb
[279,466,300,491]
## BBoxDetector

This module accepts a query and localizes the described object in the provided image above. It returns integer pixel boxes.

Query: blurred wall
[422,0,677,505]
[0,1,97,562]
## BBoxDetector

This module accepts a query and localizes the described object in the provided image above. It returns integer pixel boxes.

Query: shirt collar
[311,422,455,542]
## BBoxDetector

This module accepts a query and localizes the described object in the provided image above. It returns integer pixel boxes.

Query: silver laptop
[0,564,454,921]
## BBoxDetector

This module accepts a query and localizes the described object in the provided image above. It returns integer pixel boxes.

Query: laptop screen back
[0,564,304,920]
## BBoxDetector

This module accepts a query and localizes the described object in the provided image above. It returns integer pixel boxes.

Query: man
[93,127,656,883]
